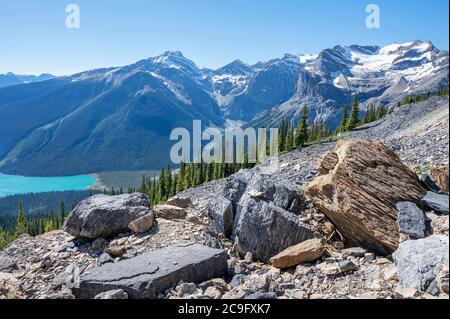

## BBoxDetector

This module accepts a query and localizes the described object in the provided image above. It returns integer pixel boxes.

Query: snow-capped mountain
[308,41,447,94]
[248,40,449,127]
[0,41,447,175]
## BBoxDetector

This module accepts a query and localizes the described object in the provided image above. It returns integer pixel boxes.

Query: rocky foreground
[0,97,449,300]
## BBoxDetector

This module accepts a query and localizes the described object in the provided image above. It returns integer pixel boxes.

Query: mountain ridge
[0,73,54,88]
[0,40,448,176]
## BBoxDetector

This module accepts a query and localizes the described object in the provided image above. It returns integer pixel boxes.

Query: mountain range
[0,73,54,88]
[0,40,448,176]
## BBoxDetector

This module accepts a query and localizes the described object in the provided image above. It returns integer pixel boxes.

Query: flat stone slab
[74,243,227,299]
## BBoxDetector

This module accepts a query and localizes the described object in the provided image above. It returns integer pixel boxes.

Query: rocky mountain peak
[214,59,254,77]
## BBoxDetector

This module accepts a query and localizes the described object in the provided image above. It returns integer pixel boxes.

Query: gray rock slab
[74,243,227,299]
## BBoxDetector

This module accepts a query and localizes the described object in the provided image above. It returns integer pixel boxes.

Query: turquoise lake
[0,173,96,197]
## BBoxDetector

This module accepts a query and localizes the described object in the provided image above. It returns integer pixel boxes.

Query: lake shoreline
[0,170,162,197]
[0,172,96,198]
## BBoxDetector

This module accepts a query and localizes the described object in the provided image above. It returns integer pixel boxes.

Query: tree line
[277,95,389,153]
[398,86,449,107]
[0,200,74,250]
[135,159,257,206]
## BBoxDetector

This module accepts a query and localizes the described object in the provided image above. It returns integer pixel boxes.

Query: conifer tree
[59,200,66,228]
[285,121,294,152]
[377,104,387,119]
[295,105,309,147]
[0,227,10,250]
[339,105,349,133]
[346,95,360,131]
[205,163,212,182]
[176,162,185,193]
[194,164,202,186]
[278,118,286,152]
[44,220,54,233]
[367,103,376,123]
[159,169,166,199]
[141,175,147,194]
[164,167,172,199]
[15,200,29,237]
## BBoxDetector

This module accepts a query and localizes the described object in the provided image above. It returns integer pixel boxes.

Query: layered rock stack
[305,139,427,255]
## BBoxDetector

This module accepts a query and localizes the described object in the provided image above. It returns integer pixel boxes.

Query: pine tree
[285,121,294,152]
[176,162,186,193]
[0,227,11,250]
[159,168,166,200]
[44,220,54,233]
[219,162,225,178]
[59,200,66,228]
[164,167,172,199]
[339,105,349,133]
[141,175,147,194]
[15,200,29,237]
[367,103,376,123]
[205,163,212,182]
[39,219,45,234]
[346,95,360,131]
[377,104,387,119]
[295,105,309,147]
[194,164,202,186]
[278,118,287,152]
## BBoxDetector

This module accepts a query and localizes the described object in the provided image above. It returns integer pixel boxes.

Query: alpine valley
[0,40,448,176]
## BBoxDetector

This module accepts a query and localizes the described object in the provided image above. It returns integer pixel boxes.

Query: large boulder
[166,196,193,209]
[128,212,155,234]
[270,238,325,269]
[233,198,316,262]
[305,140,427,255]
[421,192,449,215]
[64,193,150,239]
[74,243,227,299]
[153,205,187,220]
[218,169,314,262]
[393,235,449,292]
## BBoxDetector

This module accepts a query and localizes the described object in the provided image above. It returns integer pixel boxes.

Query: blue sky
[0,0,448,75]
